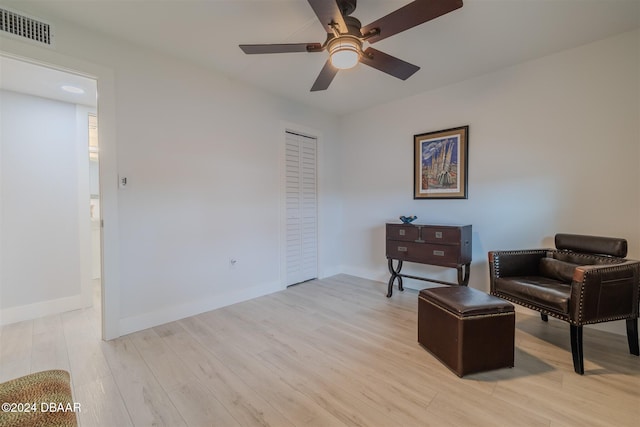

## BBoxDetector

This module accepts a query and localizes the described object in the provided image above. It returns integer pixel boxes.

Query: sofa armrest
[569,260,640,324]
[488,249,550,278]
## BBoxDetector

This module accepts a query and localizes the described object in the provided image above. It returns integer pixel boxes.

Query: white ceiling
[0,55,97,107]
[2,0,639,115]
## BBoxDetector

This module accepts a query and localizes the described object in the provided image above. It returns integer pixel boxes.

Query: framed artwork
[414,125,468,199]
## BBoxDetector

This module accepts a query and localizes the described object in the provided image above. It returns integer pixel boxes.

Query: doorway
[0,55,100,325]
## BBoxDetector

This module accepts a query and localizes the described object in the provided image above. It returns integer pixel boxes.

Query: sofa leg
[627,318,639,356]
[570,325,584,375]
[540,313,548,322]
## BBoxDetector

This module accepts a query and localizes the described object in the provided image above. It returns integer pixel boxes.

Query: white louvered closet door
[285,131,318,286]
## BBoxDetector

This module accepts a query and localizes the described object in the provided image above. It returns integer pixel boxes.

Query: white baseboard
[0,294,84,326]
[318,266,342,279]
[338,265,458,291]
[118,280,284,336]
[339,265,387,283]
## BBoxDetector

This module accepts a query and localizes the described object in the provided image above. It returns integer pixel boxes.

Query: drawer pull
[433,250,445,256]
[399,229,406,236]
[397,246,408,252]
[435,231,443,239]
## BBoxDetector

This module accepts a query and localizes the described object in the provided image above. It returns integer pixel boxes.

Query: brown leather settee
[488,233,640,374]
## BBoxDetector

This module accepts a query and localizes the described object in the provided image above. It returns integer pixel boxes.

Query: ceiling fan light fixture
[329,38,361,70]
[238,0,463,90]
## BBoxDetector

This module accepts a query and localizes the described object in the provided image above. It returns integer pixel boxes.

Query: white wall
[0,90,92,323]
[2,9,635,339]
[339,30,640,335]
[112,54,341,333]
[0,12,342,336]
[108,39,342,336]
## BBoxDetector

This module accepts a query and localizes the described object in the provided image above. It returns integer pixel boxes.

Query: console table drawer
[386,224,420,242]
[420,227,462,245]
[386,241,460,266]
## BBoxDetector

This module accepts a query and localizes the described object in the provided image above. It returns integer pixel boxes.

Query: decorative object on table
[399,215,417,224]
[414,125,469,199]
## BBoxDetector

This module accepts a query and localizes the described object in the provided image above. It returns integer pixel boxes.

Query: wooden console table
[385,223,472,297]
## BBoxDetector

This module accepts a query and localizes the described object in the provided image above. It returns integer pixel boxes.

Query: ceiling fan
[239,0,463,91]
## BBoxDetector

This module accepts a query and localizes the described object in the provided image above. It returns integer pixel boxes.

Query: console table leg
[387,259,404,297]
[457,263,471,286]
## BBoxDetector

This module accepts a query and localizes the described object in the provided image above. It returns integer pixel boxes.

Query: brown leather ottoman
[418,286,515,377]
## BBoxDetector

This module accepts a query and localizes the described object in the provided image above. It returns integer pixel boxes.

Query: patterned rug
[0,370,77,427]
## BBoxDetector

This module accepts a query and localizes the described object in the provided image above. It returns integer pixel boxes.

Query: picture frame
[414,125,468,199]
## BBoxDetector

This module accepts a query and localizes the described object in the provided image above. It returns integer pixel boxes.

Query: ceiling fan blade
[307,0,348,34]
[362,0,463,44]
[240,43,323,54]
[310,60,339,91]
[360,47,420,80]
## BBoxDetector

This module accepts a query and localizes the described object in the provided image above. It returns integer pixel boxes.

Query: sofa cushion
[493,276,571,314]
[539,257,578,283]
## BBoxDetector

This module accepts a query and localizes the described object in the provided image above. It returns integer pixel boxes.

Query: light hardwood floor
[1,274,639,426]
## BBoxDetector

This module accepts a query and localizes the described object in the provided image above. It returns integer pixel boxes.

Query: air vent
[0,8,52,45]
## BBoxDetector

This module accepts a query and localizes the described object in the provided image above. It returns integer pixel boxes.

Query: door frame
[0,42,121,340]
